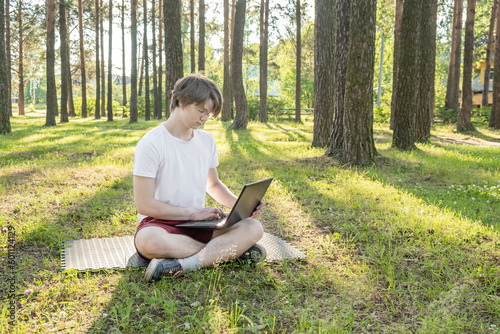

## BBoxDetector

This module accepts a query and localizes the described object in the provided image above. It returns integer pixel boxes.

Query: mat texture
[61,232,306,271]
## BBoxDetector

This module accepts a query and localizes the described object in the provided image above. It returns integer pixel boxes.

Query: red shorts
[134,217,214,261]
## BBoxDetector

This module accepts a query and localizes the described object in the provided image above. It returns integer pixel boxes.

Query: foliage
[1,114,500,332]
[374,105,391,123]
[247,95,287,120]
[435,106,458,124]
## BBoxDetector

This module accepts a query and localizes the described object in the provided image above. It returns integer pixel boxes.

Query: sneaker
[238,244,267,264]
[143,258,183,282]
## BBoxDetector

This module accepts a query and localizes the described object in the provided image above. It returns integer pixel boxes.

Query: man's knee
[241,218,264,243]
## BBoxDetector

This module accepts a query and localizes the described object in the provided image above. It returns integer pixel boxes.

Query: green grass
[1,112,500,333]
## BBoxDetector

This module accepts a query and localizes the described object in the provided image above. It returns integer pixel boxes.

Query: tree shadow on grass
[7,122,500,332]
[19,173,137,248]
[375,140,500,229]
[85,260,340,333]
[214,128,500,329]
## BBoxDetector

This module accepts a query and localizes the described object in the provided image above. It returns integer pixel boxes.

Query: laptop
[176,177,273,230]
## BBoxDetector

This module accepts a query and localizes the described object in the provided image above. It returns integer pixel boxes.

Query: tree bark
[390,0,403,130]
[326,0,349,156]
[144,0,150,121]
[414,0,438,142]
[199,0,205,72]
[17,1,25,116]
[230,0,236,119]
[342,0,377,164]
[153,0,160,119]
[100,0,106,118]
[95,0,101,119]
[295,0,301,123]
[78,0,87,118]
[66,6,75,117]
[45,0,58,126]
[107,0,113,122]
[164,0,184,119]
[482,0,497,107]
[222,0,232,121]
[392,0,422,151]
[158,0,163,119]
[190,0,196,73]
[259,0,269,123]
[313,0,335,148]
[6,0,12,117]
[59,0,69,122]
[490,0,500,128]
[0,0,11,133]
[228,0,248,130]
[444,0,463,114]
[139,42,144,96]
[121,0,127,113]
[457,0,476,132]
[130,0,138,123]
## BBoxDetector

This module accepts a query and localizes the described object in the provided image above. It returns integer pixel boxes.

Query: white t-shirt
[133,123,219,221]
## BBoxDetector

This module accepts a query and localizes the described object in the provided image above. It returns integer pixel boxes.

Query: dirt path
[430,134,500,147]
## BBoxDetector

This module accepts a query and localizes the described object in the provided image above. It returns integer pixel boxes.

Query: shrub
[374,105,391,123]
[435,106,457,124]
[247,95,289,120]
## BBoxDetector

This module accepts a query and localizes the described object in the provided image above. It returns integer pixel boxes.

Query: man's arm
[206,168,265,219]
[133,175,224,221]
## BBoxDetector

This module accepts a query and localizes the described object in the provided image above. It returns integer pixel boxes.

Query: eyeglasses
[194,105,211,118]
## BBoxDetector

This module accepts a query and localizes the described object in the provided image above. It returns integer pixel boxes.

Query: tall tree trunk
[230,0,236,119]
[482,0,497,107]
[295,0,301,123]
[326,0,350,157]
[457,0,476,132]
[444,0,463,114]
[228,0,248,130]
[164,0,183,119]
[121,0,127,114]
[144,0,150,120]
[6,0,12,117]
[222,0,232,121]
[66,6,75,117]
[342,0,377,165]
[95,0,100,119]
[392,0,422,151]
[190,0,196,73]
[17,1,25,116]
[139,41,144,96]
[198,0,205,72]
[130,0,138,123]
[312,0,335,148]
[390,0,403,130]
[59,0,69,123]
[259,0,269,123]
[153,0,160,119]
[451,0,464,115]
[78,0,87,118]
[490,0,500,128]
[107,0,113,122]
[158,0,163,119]
[0,0,11,133]
[46,0,58,126]
[414,0,438,142]
[100,0,106,118]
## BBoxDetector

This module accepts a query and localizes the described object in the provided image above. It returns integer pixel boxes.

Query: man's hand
[250,201,266,219]
[192,207,226,221]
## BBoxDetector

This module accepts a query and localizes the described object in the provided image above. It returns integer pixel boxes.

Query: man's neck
[164,116,194,141]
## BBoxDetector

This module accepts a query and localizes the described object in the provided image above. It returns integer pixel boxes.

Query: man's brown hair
[170,73,223,117]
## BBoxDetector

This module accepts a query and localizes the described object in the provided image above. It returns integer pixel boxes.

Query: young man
[133,73,266,282]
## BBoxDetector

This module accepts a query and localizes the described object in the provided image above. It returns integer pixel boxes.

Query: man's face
[181,99,213,129]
